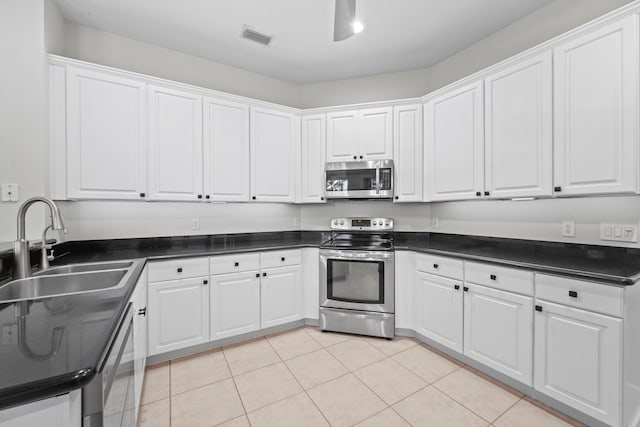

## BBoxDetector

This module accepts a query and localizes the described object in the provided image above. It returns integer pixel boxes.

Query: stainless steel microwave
[325,160,394,199]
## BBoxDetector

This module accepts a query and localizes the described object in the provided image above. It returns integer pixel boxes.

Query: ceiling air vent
[241,26,273,46]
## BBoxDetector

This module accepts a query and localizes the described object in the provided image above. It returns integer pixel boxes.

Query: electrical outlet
[432,217,439,228]
[1,324,17,344]
[562,220,575,237]
[600,223,638,242]
[1,184,19,202]
[293,217,300,226]
[191,218,200,230]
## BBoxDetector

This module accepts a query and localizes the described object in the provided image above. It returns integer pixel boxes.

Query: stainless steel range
[319,217,395,339]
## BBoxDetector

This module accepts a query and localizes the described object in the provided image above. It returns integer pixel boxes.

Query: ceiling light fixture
[334,0,362,42]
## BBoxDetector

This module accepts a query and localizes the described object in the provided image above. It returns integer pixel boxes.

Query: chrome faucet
[14,197,66,279]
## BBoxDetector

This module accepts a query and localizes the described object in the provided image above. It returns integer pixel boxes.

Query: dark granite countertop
[1,229,639,411]
[0,259,145,410]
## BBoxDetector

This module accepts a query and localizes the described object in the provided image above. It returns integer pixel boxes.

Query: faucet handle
[47,249,55,262]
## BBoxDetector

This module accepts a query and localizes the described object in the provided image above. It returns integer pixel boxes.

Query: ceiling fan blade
[333,0,356,42]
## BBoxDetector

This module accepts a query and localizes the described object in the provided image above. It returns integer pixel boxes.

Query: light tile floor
[137,327,584,427]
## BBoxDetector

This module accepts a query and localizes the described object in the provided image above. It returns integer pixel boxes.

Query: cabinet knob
[484,191,490,196]
[353,156,357,160]
[535,305,543,312]
[433,264,439,269]
[490,274,496,281]
[476,191,481,197]
[139,192,146,198]
[395,196,399,200]
[138,307,147,316]
[454,284,460,290]
[177,267,183,273]
[568,290,578,298]
[206,195,210,199]
[234,262,239,267]
[554,186,562,192]
[463,286,469,292]
[197,194,202,199]
[281,257,285,261]
[359,155,363,159]
[256,273,260,278]
[262,272,267,277]
[252,196,256,200]
[321,197,325,200]
[203,279,208,285]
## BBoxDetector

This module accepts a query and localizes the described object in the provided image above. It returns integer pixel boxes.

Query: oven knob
[385,222,390,226]
[333,219,338,225]
[340,220,345,225]
[373,221,377,226]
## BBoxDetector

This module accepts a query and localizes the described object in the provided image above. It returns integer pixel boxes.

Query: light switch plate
[1,184,19,202]
[600,223,638,242]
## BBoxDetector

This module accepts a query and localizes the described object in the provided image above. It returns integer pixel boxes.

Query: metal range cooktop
[321,217,394,251]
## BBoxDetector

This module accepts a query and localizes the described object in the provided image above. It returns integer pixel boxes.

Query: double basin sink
[0,260,138,303]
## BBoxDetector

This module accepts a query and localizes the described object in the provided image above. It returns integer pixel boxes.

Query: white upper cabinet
[424,81,484,201]
[553,16,639,196]
[203,97,250,202]
[393,104,423,203]
[326,107,392,162]
[484,52,553,199]
[300,114,327,203]
[66,67,147,200]
[250,107,298,202]
[147,85,203,201]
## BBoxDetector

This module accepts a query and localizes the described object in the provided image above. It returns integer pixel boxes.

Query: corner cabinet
[300,114,327,203]
[250,107,299,202]
[393,104,423,203]
[147,85,203,202]
[65,66,147,200]
[553,15,639,196]
[423,81,484,201]
[326,107,392,162]
[484,52,553,199]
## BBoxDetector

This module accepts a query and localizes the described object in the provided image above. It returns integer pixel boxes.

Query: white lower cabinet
[413,271,463,352]
[148,276,210,355]
[261,265,303,328]
[534,299,622,426]
[210,271,261,340]
[463,283,533,386]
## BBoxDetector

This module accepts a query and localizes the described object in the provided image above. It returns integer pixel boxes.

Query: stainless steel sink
[0,270,128,303]
[35,261,134,276]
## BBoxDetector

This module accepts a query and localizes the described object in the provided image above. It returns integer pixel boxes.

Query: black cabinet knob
[256,273,260,278]
[281,257,285,261]
[433,264,439,269]
[476,191,481,197]
[262,272,267,277]
[321,197,325,200]
[568,290,578,298]
[353,156,357,160]
[140,192,146,198]
[395,196,399,200]
[177,267,183,273]
[554,186,562,192]
[197,194,202,199]
[535,305,543,312]
[359,155,363,159]
[138,307,147,316]
[234,262,239,267]
[202,279,208,285]
[463,286,469,292]
[205,195,210,199]
[252,196,256,200]
[490,274,497,281]
[484,191,490,196]
[454,285,460,290]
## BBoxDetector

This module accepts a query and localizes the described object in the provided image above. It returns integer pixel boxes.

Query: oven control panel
[330,217,394,231]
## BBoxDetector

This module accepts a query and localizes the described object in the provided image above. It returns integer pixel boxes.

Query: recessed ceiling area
[53,0,556,84]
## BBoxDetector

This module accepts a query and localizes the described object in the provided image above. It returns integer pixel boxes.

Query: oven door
[320,249,394,313]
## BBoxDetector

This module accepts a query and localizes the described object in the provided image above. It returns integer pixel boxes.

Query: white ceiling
[53,0,556,84]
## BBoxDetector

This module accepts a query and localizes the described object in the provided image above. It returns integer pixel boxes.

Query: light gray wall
[62,23,302,108]
[0,0,49,243]
[44,0,65,55]
[299,0,634,108]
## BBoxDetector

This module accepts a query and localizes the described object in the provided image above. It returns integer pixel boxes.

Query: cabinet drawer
[535,274,623,317]
[148,257,209,282]
[210,253,260,275]
[260,249,302,269]
[465,262,533,296]
[416,253,463,280]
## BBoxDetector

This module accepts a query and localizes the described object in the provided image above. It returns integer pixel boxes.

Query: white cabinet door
[326,110,359,162]
[66,67,146,200]
[554,16,638,196]
[250,107,298,202]
[210,271,260,340]
[132,267,148,423]
[484,52,553,198]
[203,97,250,202]
[147,85,203,201]
[534,300,622,427]
[148,277,210,355]
[463,283,533,386]
[424,81,484,201]
[413,271,463,352]
[393,104,423,203]
[261,265,302,328]
[360,107,393,160]
[301,114,327,203]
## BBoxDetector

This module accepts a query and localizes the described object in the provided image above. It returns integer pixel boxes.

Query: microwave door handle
[375,167,380,194]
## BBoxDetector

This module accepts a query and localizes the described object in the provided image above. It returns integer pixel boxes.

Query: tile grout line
[491,396,524,426]
[263,335,334,427]
[220,348,251,426]
[168,362,172,427]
